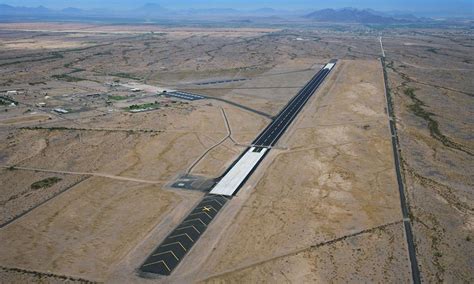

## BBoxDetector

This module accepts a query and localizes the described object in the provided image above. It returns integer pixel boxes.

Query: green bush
[31,177,62,190]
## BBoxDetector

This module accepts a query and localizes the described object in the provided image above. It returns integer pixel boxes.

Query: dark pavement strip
[166,91,205,101]
[139,195,229,276]
[382,58,420,284]
[197,78,247,85]
[253,64,333,147]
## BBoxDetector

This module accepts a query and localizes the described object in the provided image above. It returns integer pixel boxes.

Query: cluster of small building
[1,90,20,107]
[2,89,71,114]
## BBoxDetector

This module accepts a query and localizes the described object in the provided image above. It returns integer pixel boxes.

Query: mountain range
[0,4,451,23]
[305,8,399,24]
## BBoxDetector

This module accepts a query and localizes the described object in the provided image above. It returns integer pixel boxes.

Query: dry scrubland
[171,59,410,283]
[0,23,472,283]
[382,30,473,282]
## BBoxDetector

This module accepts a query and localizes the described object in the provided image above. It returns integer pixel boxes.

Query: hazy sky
[1,0,473,14]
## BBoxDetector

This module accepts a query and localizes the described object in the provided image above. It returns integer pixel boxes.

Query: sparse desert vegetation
[0,12,472,284]
[30,176,62,189]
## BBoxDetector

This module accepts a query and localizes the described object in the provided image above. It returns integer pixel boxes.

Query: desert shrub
[31,177,62,190]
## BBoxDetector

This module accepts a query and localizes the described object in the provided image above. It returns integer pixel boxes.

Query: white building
[53,108,69,114]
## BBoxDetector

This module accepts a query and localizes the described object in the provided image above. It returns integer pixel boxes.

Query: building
[53,108,69,114]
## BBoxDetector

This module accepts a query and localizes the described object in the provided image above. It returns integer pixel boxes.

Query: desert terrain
[0,22,472,283]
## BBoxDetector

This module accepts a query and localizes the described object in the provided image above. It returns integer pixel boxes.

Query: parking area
[165,91,206,101]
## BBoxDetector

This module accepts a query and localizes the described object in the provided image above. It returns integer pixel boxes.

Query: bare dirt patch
[0,168,86,225]
[1,39,86,50]
[0,114,51,125]
[0,177,182,281]
[203,222,409,283]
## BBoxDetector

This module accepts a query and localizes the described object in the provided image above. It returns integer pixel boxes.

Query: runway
[139,60,336,277]
[210,61,336,196]
[253,62,335,147]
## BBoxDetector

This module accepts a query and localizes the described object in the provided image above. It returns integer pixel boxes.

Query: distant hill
[61,7,85,15]
[187,8,240,15]
[253,8,278,14]
[133,3,169,17]
[0,4,52,15]
[134,3,167,12]
[305,8,403,24]
[0,4,439,24]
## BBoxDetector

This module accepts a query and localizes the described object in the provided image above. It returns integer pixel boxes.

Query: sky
[1,0,473,15]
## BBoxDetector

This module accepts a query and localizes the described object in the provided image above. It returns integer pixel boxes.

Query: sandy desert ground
[0,23,472,283]
[163,59,411,283]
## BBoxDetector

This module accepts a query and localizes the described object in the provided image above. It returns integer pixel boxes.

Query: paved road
[379,36,386,58]
[197,78,247,85]
[253,64,333,147]
[168,90,273,119]
[382,58,421,284]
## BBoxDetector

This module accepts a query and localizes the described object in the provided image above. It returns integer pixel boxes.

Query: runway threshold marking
[175,225,201,234]
[189,211,213,220]
[160,241,187,252]
[153,250,180,261]
[142,260,171,272]
[169,233,195,243]
[139,195,229,276]
[183,218,207,227]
